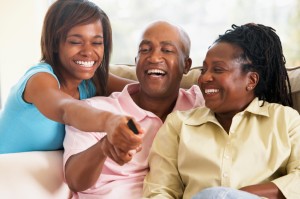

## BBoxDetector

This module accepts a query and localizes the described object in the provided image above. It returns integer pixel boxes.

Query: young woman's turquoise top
[0,62,96,154]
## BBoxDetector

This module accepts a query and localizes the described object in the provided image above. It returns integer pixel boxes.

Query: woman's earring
[247,86,254,91]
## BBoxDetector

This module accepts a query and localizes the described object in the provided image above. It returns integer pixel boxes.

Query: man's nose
[147,49,163,63]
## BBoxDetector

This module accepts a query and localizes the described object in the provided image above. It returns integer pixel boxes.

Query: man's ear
[183,57,192,74]
[247,71,259,91]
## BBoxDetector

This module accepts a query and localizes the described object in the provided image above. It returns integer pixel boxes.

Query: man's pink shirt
[63,83,204,199]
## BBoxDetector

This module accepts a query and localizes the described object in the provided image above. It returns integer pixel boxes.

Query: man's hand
[100,136,142,165]
[104,115,143,153]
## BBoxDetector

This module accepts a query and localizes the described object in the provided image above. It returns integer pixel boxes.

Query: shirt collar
[172,85,204,111]
[243,97,270,117]
[118,83,149,122]
[185,97,270,126]
[118,83,200,122]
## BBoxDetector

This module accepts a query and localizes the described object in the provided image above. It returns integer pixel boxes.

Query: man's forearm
[65,140,107,192]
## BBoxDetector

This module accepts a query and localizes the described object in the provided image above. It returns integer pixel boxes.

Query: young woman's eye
[93,41,103,45]
[69,40,82,45]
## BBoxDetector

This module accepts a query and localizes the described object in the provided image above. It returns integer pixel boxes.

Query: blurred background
[1,0,299,107]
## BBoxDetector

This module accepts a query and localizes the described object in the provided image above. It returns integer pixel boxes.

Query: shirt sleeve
[63,125,106,171]
[143,111,184,199]
[272,108,300,199]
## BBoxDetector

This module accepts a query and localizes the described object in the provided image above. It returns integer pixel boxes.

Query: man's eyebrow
[139,40,151,46]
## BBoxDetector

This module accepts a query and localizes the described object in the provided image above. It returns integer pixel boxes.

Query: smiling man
[62,20,204,199]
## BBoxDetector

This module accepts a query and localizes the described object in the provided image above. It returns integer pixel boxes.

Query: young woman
[143,23,299,199]
[0,0,141,154]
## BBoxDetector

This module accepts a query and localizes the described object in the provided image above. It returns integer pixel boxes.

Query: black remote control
[127,119,139,135]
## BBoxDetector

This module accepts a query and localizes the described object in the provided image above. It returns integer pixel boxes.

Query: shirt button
[224,155,230,159]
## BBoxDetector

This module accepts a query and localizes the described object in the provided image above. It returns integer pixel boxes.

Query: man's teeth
[205,89,219,94]
[147,69,166,75]
[75,61,95,67]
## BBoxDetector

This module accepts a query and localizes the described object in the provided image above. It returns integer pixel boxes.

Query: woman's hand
[240,182,285,199]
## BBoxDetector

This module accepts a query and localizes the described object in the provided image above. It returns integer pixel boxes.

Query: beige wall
[0,0,49,107]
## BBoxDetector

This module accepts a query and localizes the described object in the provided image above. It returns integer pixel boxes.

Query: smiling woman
[199,42,259,119]
[0,0,134,154]
[57,22,105,93]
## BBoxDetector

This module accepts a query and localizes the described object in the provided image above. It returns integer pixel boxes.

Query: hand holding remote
[127,119,139,135]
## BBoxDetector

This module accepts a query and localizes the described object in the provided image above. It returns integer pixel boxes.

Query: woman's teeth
[75,61,95,67]
[205,89,219,94]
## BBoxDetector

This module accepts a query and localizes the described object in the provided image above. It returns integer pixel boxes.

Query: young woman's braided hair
[216,23,293,107]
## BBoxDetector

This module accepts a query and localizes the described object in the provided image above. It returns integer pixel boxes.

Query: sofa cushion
[287,66,300,112]
[0,151,69,199]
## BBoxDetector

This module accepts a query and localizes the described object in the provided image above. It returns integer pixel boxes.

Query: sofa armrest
[0,151,69,199]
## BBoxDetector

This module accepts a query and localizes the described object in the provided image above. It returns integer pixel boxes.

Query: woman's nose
[80,44,93,57]
[198,70,213,84]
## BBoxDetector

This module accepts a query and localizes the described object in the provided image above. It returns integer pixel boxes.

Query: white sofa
[0,65,299,199]
[0,151,69,199]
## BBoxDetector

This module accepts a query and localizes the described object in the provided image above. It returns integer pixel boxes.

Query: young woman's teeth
[76,61,94,67]
[205,89,219,94]
[147,69,166,75]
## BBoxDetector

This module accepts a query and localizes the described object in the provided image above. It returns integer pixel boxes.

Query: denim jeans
[192,187,261,199]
